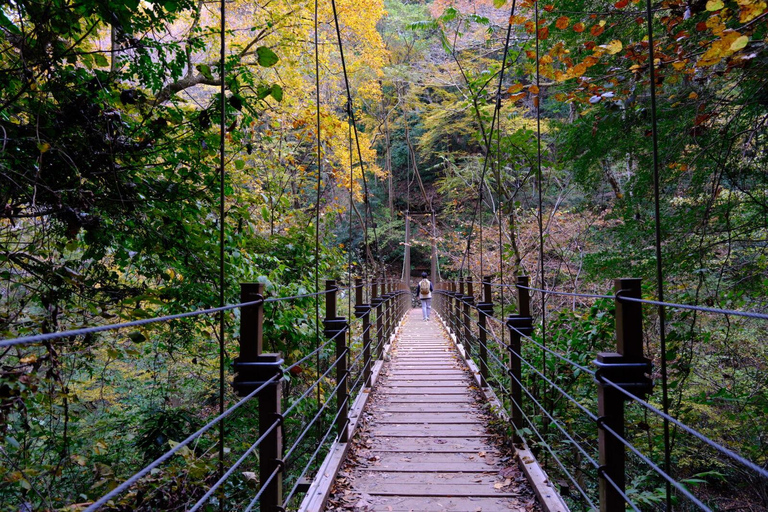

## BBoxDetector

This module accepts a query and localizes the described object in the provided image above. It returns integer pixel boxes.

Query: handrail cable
[599,421,712,511]
[601,471,642,512]
[83,374,280,511]
[243,465,282,512]
[504,352,600,468]
[618,295,768,320]
[0,289,333,349]
[282,386,354,508]
[599,375,768,479]
[187,418,282,512]
[460,307,718,510]
[283,344,348,418]
[472,318,599,421]
[283,362,349,463]
[494,281,768,320]
[507,390,598,508]
[459,299,596,376]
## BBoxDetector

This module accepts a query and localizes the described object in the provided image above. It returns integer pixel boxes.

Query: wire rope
[458,0,519,276]
[217,0,227,501]
[84,374,280,511]
[313,0,323,417]
[643,0,672,503]
[599,421,712,511]
[187,418,281,512]
[599,376,768,479]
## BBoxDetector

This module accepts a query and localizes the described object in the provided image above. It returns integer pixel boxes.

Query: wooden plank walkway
[325,309,540,512]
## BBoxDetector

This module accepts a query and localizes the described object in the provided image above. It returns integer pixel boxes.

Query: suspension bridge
[2,228,768,511]
[1,0,768,509]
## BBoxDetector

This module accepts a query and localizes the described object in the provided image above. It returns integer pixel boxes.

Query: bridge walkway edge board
[308,308,551,512]
[436,312,571,512]
[299,317,406,512]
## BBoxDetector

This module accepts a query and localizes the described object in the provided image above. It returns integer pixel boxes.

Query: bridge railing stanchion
[463,277,474,357]
[507,276,532,444]
[449,281,457,337]
[354,277,372,387]
[477,276,494,385]
[371,280,384,359]
[233,283,284,511]
[323,279,350,443]
[595,278,653,512]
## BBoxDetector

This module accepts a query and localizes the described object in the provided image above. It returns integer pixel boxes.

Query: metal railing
[433,276,768,512]
[0,277,410,511]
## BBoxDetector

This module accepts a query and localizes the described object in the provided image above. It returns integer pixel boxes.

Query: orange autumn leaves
[507,0,766,88]
[694,0,765,67]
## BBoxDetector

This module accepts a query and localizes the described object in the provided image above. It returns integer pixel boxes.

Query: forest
[0,0,766,509]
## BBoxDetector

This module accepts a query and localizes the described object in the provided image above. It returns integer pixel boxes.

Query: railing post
[371,280,384,358]
[463,277,474,356]
[323,279,349,443]
[477,276,494,384]
[381,279,391,341]
[595,278,653,512]
[507,276,533,444]
[449,281,458,337]
[233,283,283,511]
[354,278,372,386]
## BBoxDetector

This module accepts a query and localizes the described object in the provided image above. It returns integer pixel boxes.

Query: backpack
[419,279,430,296]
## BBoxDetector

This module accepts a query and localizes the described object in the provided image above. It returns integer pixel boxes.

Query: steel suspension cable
[330,0,378,278]
[217,0,227,496]
[533,0,548,415]
[644,0,672,504]
[314,0,323,415]
[458,0,518,276]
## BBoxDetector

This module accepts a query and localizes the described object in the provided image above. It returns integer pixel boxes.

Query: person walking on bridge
[416,271,433,321]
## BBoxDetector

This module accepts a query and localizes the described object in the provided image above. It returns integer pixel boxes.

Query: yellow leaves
[689,92,699,99]
[736,0,767,22]
[529,84,540,94]
[602,39,623,54]
[698,30,745,66]
[705,0,724,10]
[507,83,525,93]
[730,35,749,50]
[672,60,688,70]
[37,142,51,153]
[706,15,726,36]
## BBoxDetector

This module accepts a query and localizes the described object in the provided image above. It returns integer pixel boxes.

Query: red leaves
[573,22,586,32]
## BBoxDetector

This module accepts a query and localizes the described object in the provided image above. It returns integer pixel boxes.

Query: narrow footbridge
[2,275,767,512]
[307,309,548,511]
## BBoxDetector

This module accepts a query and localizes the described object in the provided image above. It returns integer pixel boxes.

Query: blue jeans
[421,298,431,320]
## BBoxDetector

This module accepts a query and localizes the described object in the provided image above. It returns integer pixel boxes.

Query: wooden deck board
[324,309,542,512]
